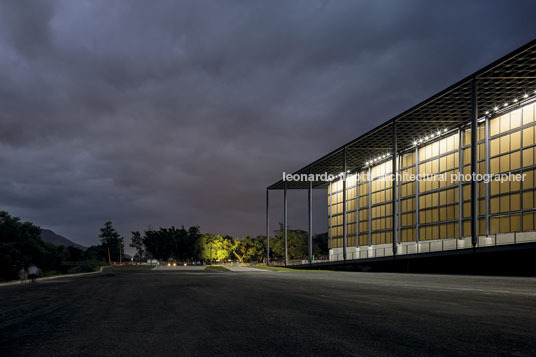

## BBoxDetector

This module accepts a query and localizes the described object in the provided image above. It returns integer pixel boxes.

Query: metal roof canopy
[268,38,536,190]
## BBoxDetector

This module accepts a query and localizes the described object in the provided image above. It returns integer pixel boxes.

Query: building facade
[267,39,536,265]
[328,101,536,261]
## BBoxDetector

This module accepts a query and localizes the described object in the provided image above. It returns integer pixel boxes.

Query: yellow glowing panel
[464,129,472,146]
[500,216,510,233]
[522,104,534,125]
[500,114,510,133]
[525,170,534,188]
[511,178,520,192]
[511,194,520,211]
[511,131,521,151]
[490,217,500,234]
[500,195,510,213]
[463,148,471,164]
[499,180,509,194]
[490,138,500,157]
[511,151,520,170]
[523,213,534,231]
[499,154,510,173]
[511,109,522,129]
[523,191,534,209]
[523,148,534,167]
[490,118,500,137]
[500,135,510,153]
[523,127,534,148]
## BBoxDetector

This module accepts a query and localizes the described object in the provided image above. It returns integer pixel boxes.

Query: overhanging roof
[268,38,536,190]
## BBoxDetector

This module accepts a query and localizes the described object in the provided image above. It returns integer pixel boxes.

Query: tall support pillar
[308,179,313,264]
[266,189,270,265]
[392,122,398,256]
[284,183,288,266]
[458,128,463,239]
[485,115,490,236]
[397,154,401,244]
[329,182,333,253]
[471,79,478,248]
[342,148,347,262]
[415,145,420,243]
[356,173,360,248]
[368,166,372,246]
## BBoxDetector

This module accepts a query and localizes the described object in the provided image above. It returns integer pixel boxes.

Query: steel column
[329,182,333,253]
[308,180,313,264]
[368,166,372,246]
[266,189,270,265]
[415,145,420,242]
[520,121,524,231]
[392,122,398,255]
[471,78,478,248]
[458,128,463,238]
[342,148,347,262]
[356,174,359,248]
[397,154,401,244]
[284,183,288,266]
[485,115,490,236]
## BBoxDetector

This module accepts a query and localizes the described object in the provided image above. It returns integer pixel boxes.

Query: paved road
[1,270,535,356]
[151,265,205,271]
[225,265,268,272]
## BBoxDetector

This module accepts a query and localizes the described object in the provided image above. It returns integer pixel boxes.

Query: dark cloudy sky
[1,0,535,248]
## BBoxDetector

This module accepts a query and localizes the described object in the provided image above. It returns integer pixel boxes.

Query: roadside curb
[0,266,106,287]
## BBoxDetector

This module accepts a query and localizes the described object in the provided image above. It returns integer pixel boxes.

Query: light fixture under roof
[524,93,529,98]
[494,106,499,111]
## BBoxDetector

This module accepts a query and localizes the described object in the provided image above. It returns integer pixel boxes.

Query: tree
[130,231,143,262]
[0,211,43,280]
[232,236,266,263]
[252,235,267,262]
[270,228,308,261]
[0,211,78,280]
[84,245,106,262]
[129,231,144,263]
[313,232,329,256]
[98,221,124,263]
[199,234,234,263]
[142,226,202,263]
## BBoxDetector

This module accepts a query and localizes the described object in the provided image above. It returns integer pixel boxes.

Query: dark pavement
[1,269,535,356]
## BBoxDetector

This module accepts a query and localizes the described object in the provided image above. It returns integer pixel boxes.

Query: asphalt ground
[1,269,535,356]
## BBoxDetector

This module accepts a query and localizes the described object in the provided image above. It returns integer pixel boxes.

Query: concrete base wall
[328,231,536,262]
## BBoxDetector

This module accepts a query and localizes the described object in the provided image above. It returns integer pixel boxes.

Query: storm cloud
[1,0,535,247]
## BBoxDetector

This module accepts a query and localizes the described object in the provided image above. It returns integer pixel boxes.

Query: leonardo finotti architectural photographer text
[282,171,526,183]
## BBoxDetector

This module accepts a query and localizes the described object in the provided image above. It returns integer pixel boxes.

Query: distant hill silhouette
[40,229,86,250]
